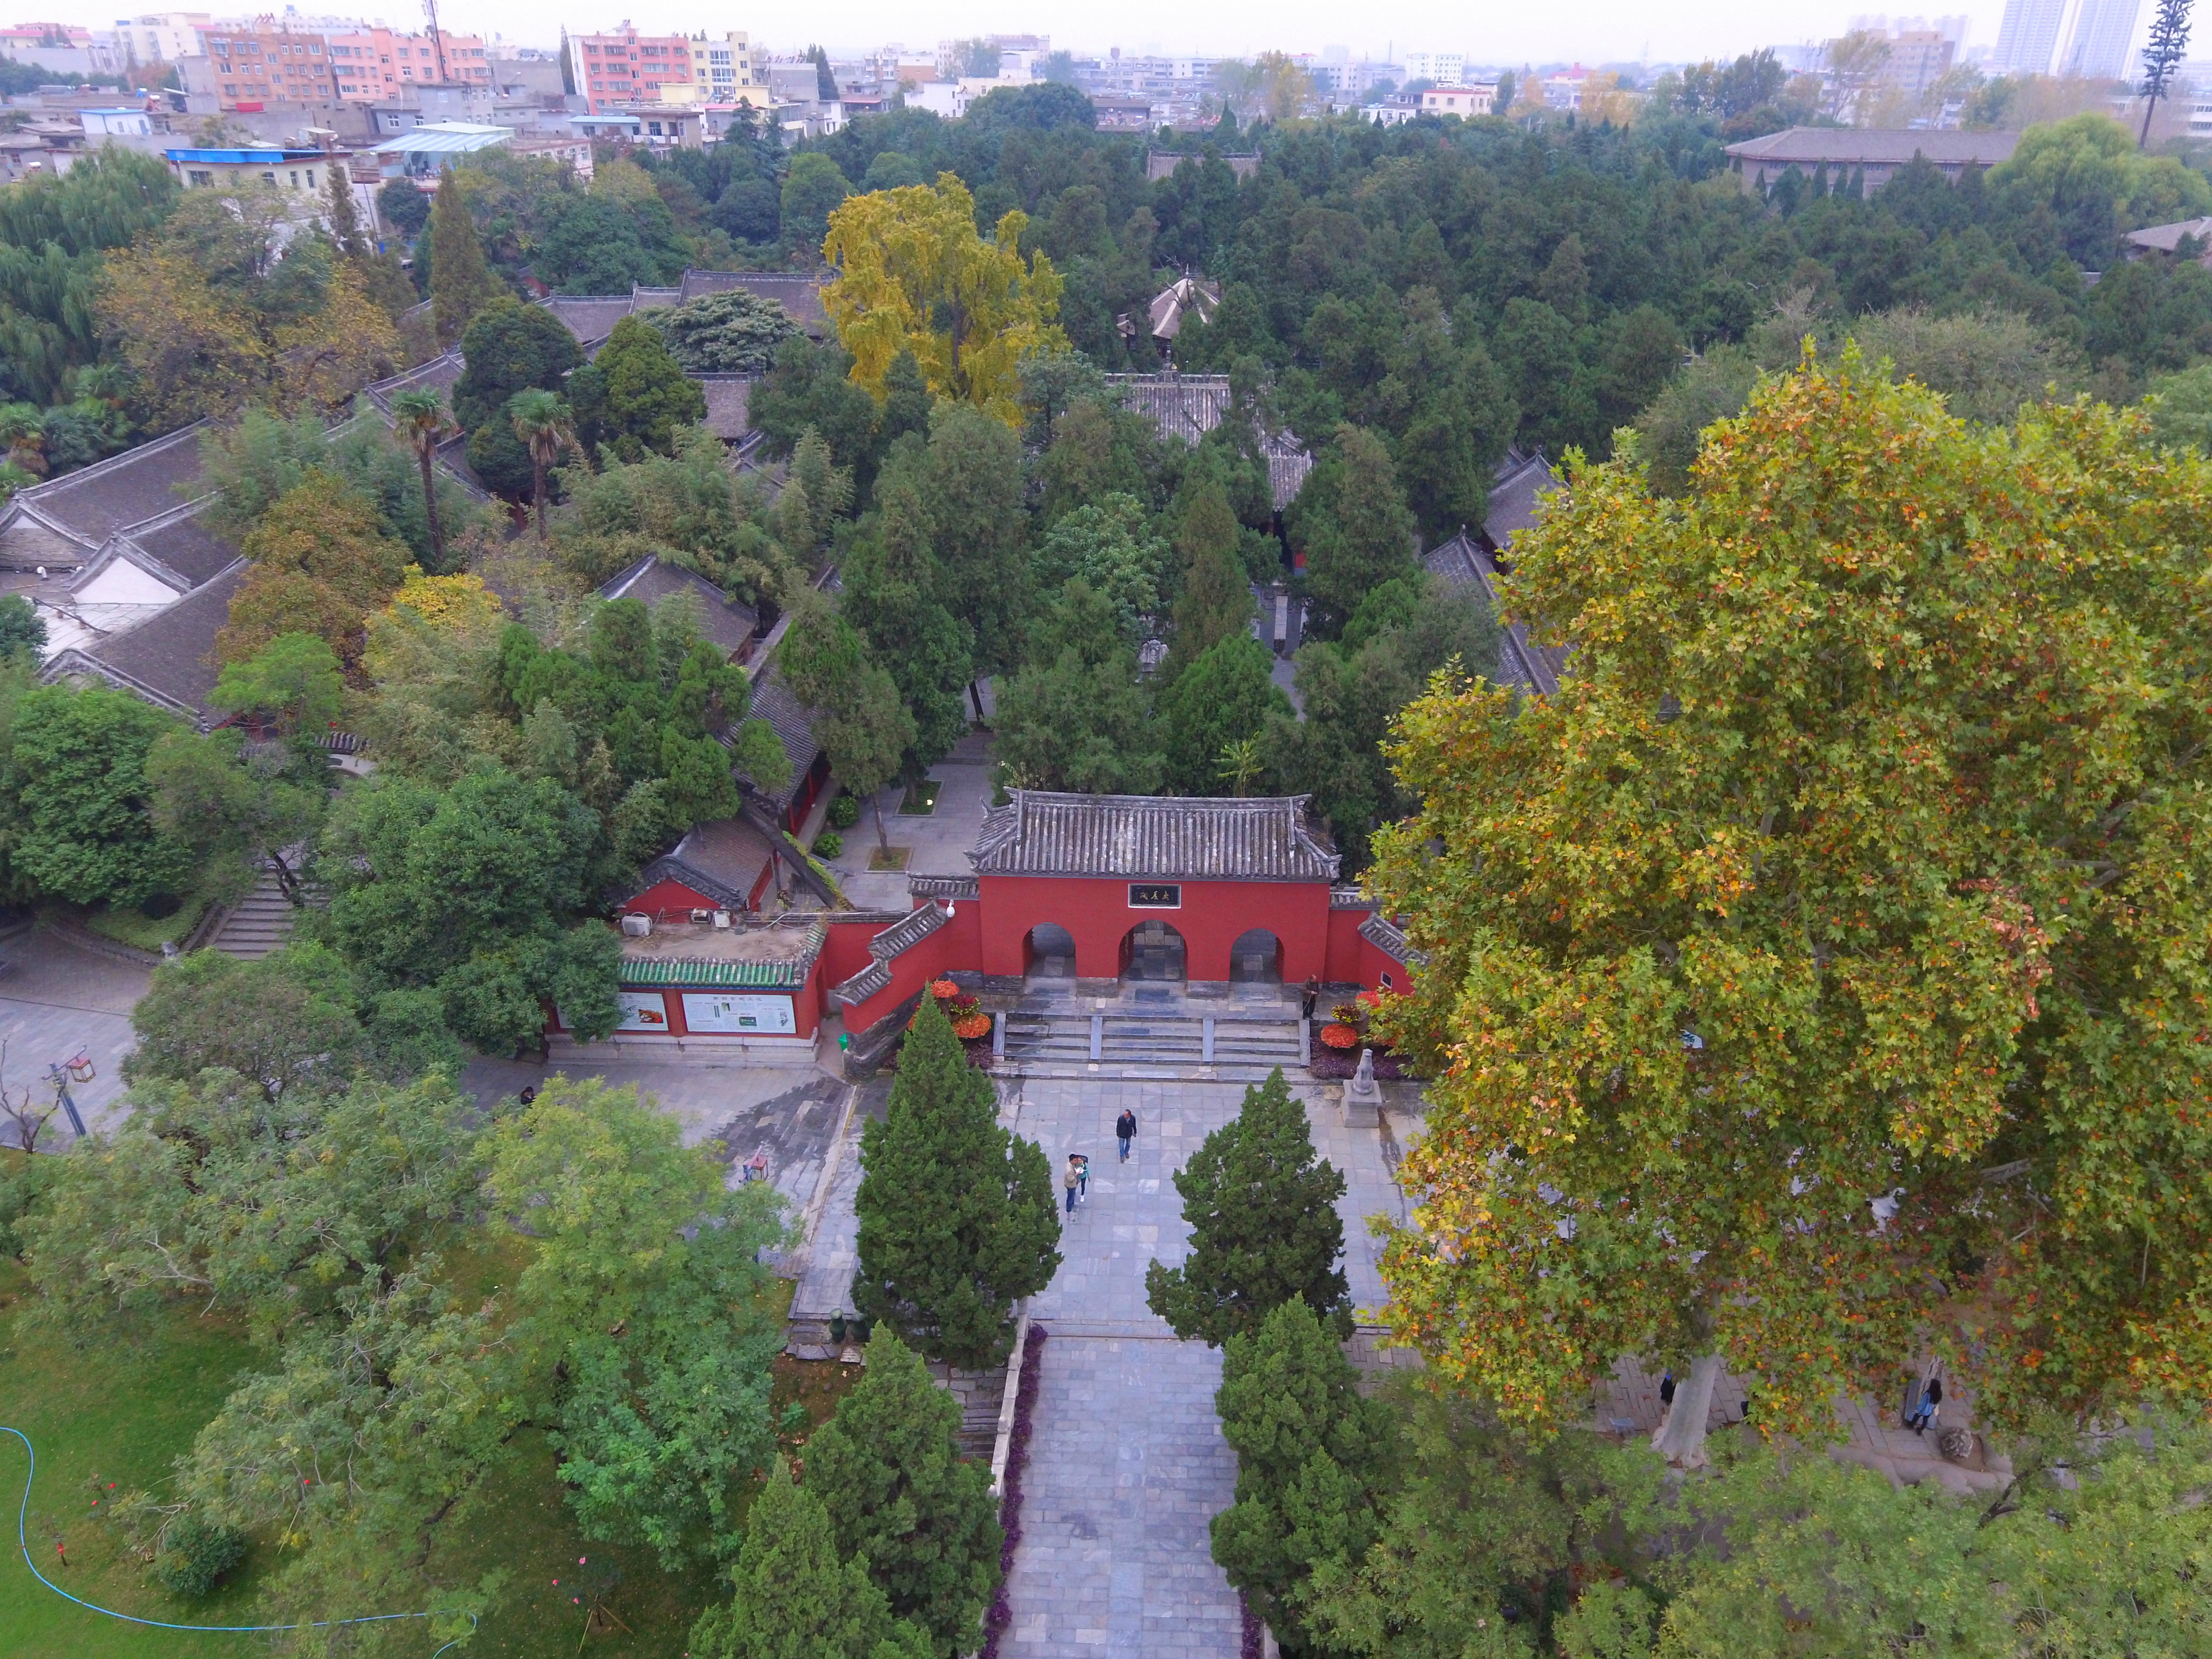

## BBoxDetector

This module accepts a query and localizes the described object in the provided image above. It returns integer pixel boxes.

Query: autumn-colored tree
[1369,356,2212,1459]
[822,173,1065,426]
[97,199,397,428]
[218,470,409,669]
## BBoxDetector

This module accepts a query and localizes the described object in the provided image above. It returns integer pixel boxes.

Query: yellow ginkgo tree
[821,173,1065,428]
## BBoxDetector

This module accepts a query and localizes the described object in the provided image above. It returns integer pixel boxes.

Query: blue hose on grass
[3,1425,475,1652]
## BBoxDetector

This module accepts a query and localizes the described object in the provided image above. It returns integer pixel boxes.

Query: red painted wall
[977,874,1332,983]
[830,899,984,1034]
[625,875,724,922]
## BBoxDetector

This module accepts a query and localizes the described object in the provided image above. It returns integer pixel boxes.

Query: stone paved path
[998,1072,1412,1659]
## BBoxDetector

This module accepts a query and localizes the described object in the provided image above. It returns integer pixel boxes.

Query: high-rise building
[567,23,696,113]
[1991,0,2067,74]
[2060,0,2145,79]
[1888,29,1957,93]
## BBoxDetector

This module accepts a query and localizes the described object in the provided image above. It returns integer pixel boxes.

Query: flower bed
[979,1322,1048,1659]
[1308,1027,1413,1080]
[1319,1021,1361,1051]
[952,1012,993,1041]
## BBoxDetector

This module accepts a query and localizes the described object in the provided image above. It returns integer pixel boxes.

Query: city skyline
[332,1,2039,71]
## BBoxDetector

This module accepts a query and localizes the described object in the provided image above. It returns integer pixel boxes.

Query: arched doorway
[1229,927,1282,983]
[1123,918,1186,982]
[1024,923,1077,979]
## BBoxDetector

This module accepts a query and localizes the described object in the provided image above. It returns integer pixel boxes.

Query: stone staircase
[997,1004,1306,1080]
[207,868,301,959]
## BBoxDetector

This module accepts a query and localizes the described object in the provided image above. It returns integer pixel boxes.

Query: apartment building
[115,13,212,67]
[567,23,695,113]
[326,27,492,102]
[1421,84,1495,115]
[677,31,768,106]
[202,24,337,107]
[1402,50,1465,86]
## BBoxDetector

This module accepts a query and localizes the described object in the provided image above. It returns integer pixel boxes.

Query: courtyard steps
[208,868,301,959]
[997,1006,1307,1082]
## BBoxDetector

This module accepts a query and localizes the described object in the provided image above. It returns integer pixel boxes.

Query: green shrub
[828,793,860,831]
[813,830,843,859]
[155,1514,247,1598]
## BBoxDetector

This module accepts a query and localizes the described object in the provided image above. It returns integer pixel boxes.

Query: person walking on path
[1116,1108,1136,1162]
[1300,975,1321,1022]
[1911,1375,1943,1436]
[1064,1154,1081,1214]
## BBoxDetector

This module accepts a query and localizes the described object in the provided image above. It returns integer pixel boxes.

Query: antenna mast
[422,0,450,83]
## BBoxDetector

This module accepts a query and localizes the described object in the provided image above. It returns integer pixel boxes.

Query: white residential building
[1402,50,1465,86]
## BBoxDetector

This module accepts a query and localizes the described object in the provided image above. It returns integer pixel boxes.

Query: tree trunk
[2141,89,2162,149]
[532,455,547,542]
[874,791,890,851]
[1651,1352,1726,1468]
[969,679,986,723]
[418,448,445,568]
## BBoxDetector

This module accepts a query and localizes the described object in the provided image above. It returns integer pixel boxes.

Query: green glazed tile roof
[619,958,807,988]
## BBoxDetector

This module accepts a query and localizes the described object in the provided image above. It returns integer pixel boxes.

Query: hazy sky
[430,0,2018,68]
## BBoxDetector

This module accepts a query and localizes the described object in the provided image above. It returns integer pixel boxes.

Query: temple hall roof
[971,791,1341,882]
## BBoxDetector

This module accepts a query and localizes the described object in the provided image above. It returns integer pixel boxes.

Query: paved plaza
[0,927,152,1139]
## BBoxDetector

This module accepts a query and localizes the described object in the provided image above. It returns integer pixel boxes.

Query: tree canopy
[1370,356,2212,1443]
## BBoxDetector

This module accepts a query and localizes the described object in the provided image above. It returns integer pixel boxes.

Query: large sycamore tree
[821,173,1064,428]
[1369,354,2212,1455]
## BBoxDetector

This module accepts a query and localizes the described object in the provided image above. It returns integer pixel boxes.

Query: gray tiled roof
[124,507,243,589]
[635,814,779,911]
[1358,912,1427,968]
[680,267,830,328]
[599,553,759,659]
[361,349,466,414]
[44,557,245,720]
[828,899,950,1008]
[695,374,754,441]
[1423,530,1565,698]
[739,664,825,808]
[540,294,638,348]
[1105,373,1312,508]
[2125,216,2212,254]
[6,422,211,552]
[1484,448,1559,552]
[972,791,1340,881]
[1723,127,2019,169]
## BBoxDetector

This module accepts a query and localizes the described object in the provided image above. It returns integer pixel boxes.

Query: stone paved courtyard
[995,1072,1416,1659]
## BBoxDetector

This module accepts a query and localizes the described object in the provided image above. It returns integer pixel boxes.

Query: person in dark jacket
[1116,1108,1136,1161]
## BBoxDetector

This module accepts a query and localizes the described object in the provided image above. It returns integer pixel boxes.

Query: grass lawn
[0,1250,851,1659]
[0,1259,265,1659]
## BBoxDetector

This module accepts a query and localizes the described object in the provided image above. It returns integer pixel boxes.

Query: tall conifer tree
[805,1328,1003,1655]
[853,995,1060,1369]
[1211,1296,1395,1656]
[1146,1068,1350,1345]
[427,169,501,346]
[687,1459,931,1659]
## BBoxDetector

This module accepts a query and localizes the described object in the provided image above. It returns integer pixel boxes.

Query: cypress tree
[1295,424,1417,638]
[805,1327,1003,1655]
[1158,632,1290,795]
[688,1458,931,1659]
[1164,481,1255,682]
[1145,1068,1351,1346]
[1211,1296,1395,1656]
[323,161,368,260]
[427,169,502,347]
[853,994,1060,1369]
